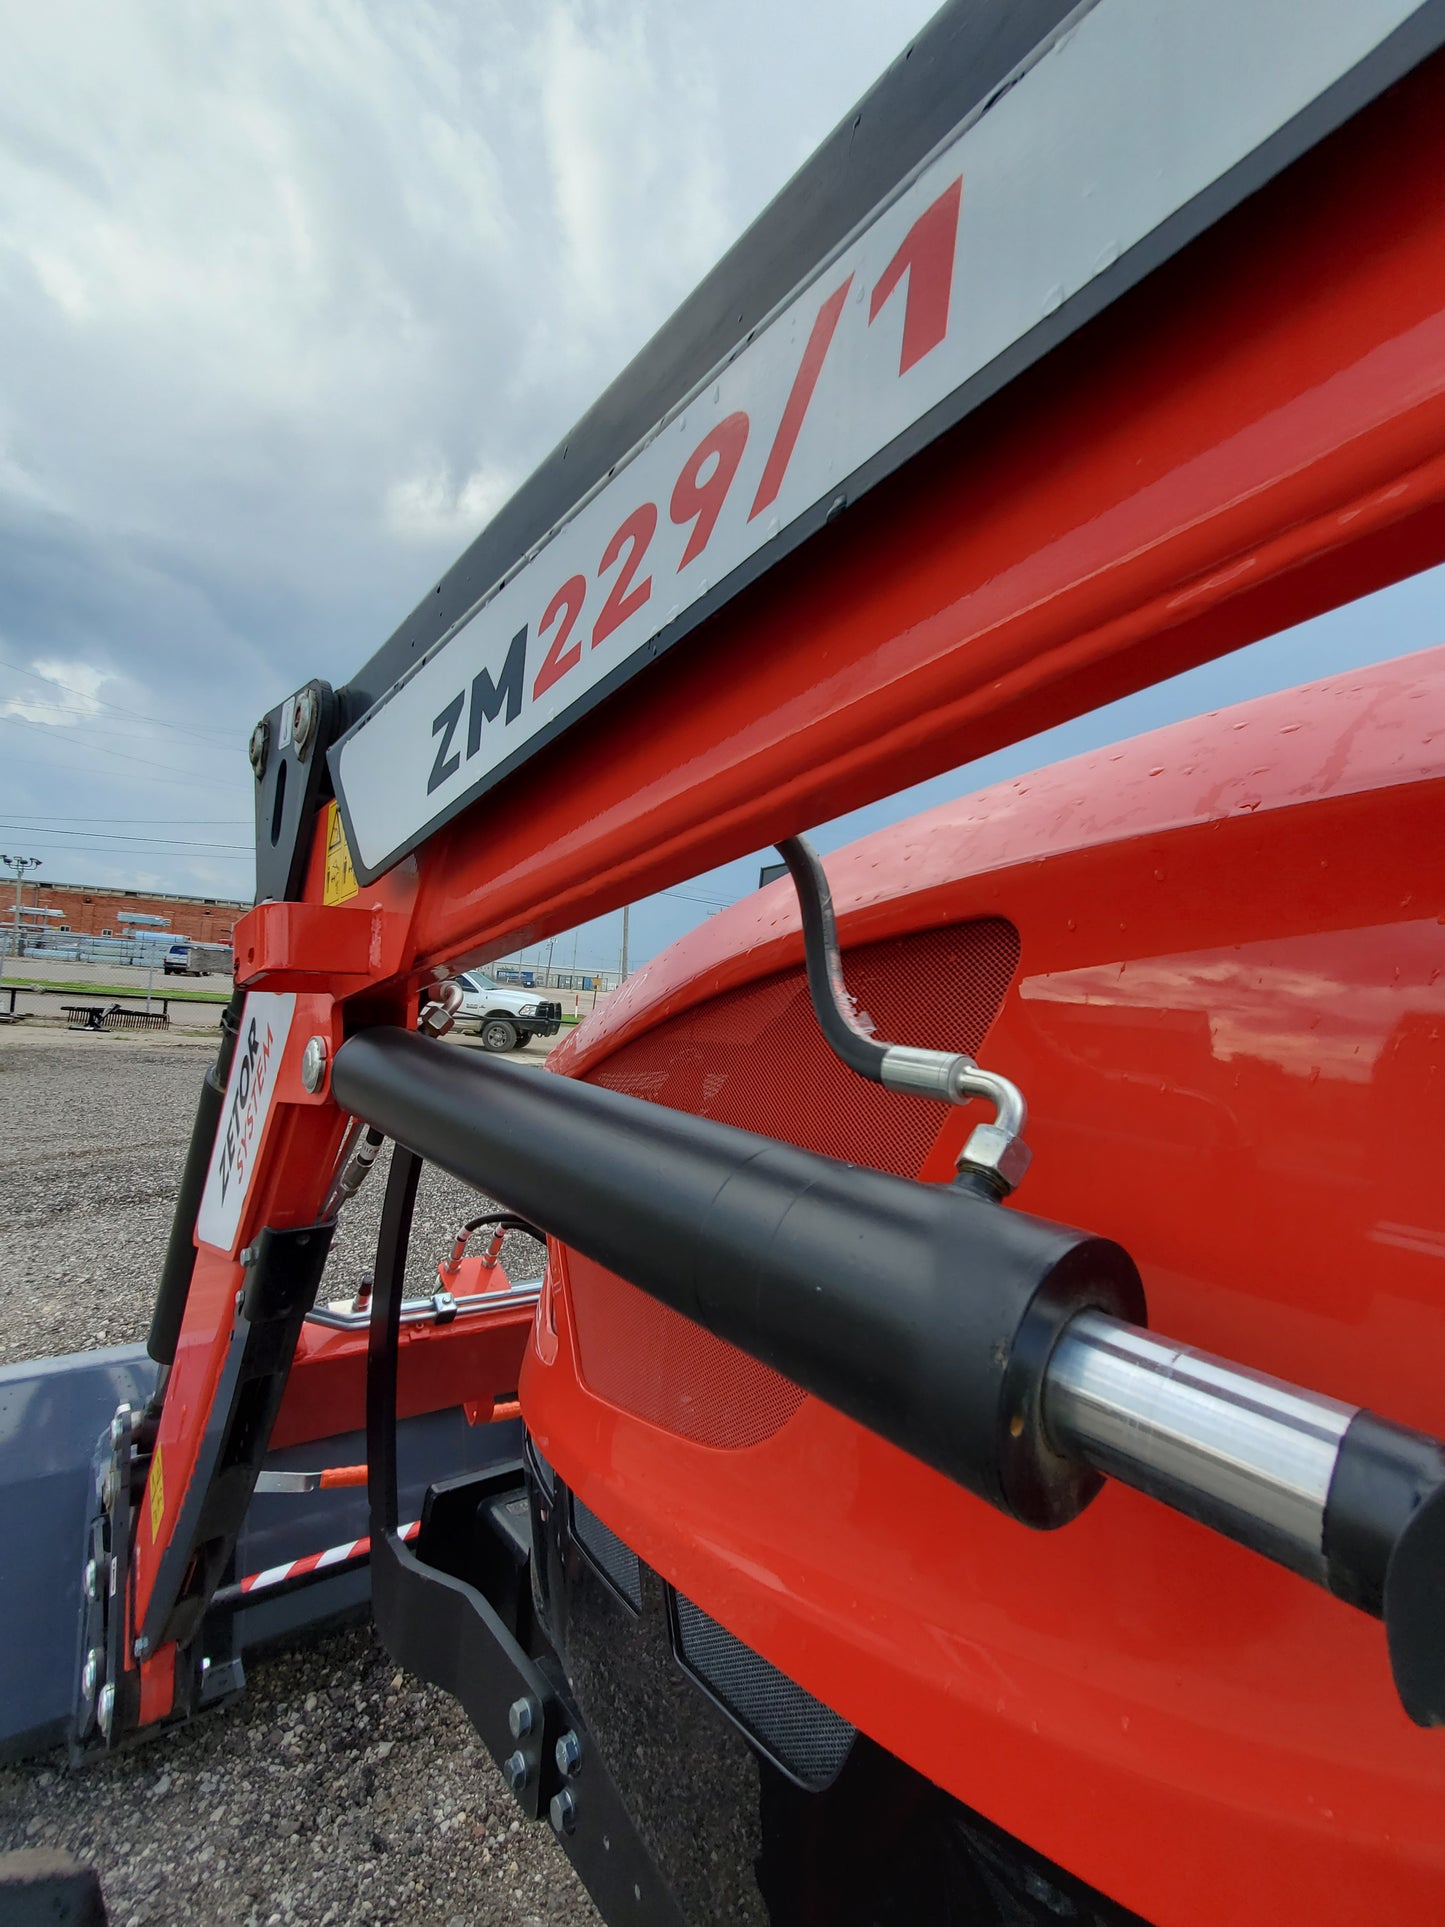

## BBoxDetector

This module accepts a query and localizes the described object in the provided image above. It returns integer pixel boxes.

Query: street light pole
[0,854,42,986]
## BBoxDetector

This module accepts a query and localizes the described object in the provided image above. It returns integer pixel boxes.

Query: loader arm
[78,2,1445,1919]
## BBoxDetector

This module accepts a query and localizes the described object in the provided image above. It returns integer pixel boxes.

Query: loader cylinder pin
[301,1035,329,1094]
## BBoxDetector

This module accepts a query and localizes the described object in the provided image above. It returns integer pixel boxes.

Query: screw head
[301,1035,329,1093]
[554,1730,582,1777]
[81,1649,100,1700]
[248,720,269,778]
[97,1683,115,1738]
[507,1696,536,1740]
[504,1750,529,1793]
[549,1789,577,1836]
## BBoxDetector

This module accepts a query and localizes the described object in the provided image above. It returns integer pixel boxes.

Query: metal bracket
[250,679,337,905]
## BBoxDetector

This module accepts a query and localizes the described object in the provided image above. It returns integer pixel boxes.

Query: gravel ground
[0,1021,598,1926]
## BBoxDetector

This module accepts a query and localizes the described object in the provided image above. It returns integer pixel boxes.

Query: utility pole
[619,904,629,984]
[0,854,42,984]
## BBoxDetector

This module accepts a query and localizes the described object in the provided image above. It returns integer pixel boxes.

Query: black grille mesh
[673,1591,855,1789]
[571,1494,643,1612]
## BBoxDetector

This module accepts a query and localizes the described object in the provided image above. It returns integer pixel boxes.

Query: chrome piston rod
[1044,1313,1358,1585]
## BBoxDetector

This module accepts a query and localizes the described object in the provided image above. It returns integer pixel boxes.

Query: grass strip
[4,979,232,1005]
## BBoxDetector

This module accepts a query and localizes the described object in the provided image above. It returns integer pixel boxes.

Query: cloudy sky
[2,1,1441,972]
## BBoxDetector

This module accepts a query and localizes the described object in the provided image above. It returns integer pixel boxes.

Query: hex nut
[555,1730,582,1777]
[248,719,269,777]
[504,1750,529,1793]
[301,1035,329,1094]
[507,1696,536,1740]
[418,1000,456,1039]
[550,1790,578,1836]
[959,1121,1032,1195]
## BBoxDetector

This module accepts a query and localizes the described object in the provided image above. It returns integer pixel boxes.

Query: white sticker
[335,0,1427,878]
[196,993,296,1254]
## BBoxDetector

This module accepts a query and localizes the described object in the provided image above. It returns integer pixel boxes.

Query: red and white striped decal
[238,1519,420,1598]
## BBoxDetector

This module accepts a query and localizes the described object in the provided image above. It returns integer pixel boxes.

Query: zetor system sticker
[196,993,296,1254]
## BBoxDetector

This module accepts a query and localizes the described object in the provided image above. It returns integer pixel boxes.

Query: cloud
[0,655,110,725]
[0,0,945,907]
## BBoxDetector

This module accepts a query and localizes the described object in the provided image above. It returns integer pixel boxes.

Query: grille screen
[569,918,1019,1446]
[673,1590,857,1790]
[572,1493,643,1612]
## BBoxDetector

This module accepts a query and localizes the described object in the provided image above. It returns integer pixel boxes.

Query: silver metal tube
[1043,1313,1357,1583]
[305,1277,542,1332]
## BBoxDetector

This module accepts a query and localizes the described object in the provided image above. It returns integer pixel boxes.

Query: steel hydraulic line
[332,1025,1445,1725]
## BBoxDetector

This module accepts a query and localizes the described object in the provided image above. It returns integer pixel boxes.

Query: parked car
[448,970,563,1051]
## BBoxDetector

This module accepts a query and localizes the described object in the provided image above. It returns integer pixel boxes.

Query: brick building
[21,879,248,943]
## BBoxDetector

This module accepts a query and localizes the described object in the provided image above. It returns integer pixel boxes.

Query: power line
[0,813,252,825]
[0,655,235,743]
[658,888,737,909]
[0,824,251,851]
[0,750,243,791]
[0,714,245,785]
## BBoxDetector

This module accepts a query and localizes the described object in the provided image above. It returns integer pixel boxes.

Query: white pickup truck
[448,969,564,1052]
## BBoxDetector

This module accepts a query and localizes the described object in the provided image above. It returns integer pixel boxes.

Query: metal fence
[0,930,187,969]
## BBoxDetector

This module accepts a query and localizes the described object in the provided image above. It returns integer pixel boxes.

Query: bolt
[97,1683,115,1739]
[504,1750,529,1793]
[301,1035,329,1093]
[549,1789,578,1836]
[81,1649,100,1701]
[110,1403,131,1449]
[133,1635,151,1662]
[248,719,269,778]
[291,688,319,754]
[554,1730,582,1777]
[507,1696,536,1740]
[84,1558,100,1602]
[238,1245,256,1268]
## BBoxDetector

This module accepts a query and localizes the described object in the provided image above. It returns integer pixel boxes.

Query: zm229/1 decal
[423,179,959,806]
[333,0,1425,879]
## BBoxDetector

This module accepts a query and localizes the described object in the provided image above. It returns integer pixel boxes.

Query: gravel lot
[0,1022,598,1927]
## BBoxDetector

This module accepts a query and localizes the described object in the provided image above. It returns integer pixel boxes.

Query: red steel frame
[127,52,1445,1911]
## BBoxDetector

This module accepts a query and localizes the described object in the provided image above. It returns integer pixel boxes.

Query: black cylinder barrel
[148,990,245,1367]
[332,1027,1144,1526]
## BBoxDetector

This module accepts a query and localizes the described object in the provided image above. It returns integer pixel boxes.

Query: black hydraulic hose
[460,1212,547,1247]
[334,1027,1143,1528]
[148,988,245,1368]
[775,835,888,1082]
